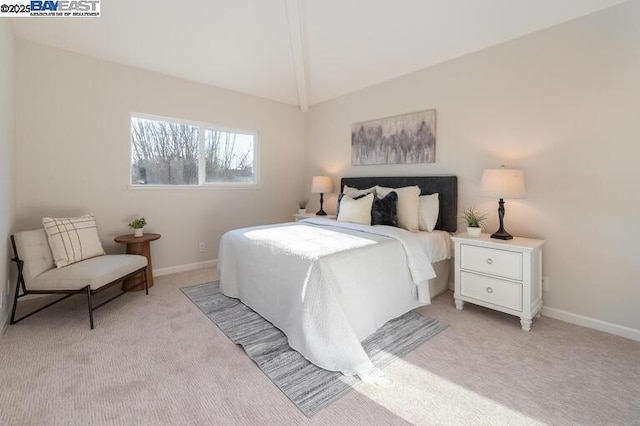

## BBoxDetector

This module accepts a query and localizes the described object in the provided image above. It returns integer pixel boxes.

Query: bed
[219,176,457,383]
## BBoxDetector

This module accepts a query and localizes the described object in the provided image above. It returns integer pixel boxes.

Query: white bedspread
[219,218,440,382]
[303,217,437,285]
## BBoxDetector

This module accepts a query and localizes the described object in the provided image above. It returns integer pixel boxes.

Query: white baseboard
[154,260,217,277]
[542,306,640,342]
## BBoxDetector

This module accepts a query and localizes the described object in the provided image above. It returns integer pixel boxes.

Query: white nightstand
[452,233,544,331]
[293,213,337,222]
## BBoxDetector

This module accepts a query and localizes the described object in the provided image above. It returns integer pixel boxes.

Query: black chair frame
[10,235,149,329]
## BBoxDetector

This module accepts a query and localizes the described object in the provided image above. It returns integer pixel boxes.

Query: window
[130,114,258,187]
[204,129,255,184]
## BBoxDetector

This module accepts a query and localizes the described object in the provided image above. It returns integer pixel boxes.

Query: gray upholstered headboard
[340,176,458,233]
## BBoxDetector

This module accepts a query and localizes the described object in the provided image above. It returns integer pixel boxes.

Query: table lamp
[481,165,526,240]
[311,176,332,216]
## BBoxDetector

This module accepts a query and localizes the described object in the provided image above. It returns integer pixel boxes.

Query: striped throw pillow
[42,214,106,268]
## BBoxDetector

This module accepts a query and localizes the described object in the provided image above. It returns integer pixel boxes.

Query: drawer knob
[486,258,493,265]
[486,287,493,293]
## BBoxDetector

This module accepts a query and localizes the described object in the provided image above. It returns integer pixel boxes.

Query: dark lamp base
[491,229,513,240]
[316,192,327,216]
[491,198,513,240]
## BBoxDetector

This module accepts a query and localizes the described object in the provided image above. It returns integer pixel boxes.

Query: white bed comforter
[219,218,437,382]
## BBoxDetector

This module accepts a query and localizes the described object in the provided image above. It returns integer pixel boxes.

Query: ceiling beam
[285,0,309,112]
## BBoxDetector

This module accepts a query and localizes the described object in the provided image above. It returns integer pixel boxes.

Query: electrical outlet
[198,242,206,253]
[0,288,4,309]
[542,276,550,291]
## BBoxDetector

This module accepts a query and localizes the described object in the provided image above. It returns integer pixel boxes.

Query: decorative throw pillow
[372,191,398,227]
[337,193,374,225]
[42,214,106,268]
[336,192,366,218]
[375,185,420,232]
[343,185,376,198]
[418,193,440,232]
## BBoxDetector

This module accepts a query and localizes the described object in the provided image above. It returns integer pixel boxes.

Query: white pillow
[337,193,374,225]
[343,185,376,197]
[376,185,420,232]
[418,193,439,232]
[42,214,106,268]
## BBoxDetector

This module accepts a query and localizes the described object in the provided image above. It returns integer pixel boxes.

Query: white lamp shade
[481,168,526,199]
[311,176,332,193]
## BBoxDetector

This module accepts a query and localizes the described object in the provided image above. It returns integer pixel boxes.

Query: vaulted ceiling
[11,0,628,110]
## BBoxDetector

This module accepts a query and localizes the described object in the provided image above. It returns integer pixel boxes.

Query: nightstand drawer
[460,271,522,311]
[460,244,523,280]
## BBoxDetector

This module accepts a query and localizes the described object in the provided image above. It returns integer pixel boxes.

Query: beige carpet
[0,267,638,425]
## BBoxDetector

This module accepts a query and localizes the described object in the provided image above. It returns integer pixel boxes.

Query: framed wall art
[351,109,436,165]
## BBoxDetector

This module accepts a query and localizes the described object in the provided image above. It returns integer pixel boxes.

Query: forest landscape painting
[351,109,436,165]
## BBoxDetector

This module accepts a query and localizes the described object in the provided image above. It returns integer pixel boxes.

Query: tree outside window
[205,129,255,183]
[130,115,257,186]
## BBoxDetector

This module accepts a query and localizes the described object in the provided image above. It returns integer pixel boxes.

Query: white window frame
[129,112,260,189]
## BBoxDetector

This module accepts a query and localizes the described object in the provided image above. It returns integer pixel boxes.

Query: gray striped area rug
[181,281,447,417]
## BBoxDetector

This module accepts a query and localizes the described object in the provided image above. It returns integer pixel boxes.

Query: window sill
[128,183,260,190]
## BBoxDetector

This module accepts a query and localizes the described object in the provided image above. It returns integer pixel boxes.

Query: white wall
[307,2,640,333]
[15,40,307,271]
[0,21,15,330]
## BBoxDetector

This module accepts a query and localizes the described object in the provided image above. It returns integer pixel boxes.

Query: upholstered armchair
[10,216,149,329]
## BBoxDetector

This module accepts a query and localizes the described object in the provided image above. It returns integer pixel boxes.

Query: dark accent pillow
[371,191,398,227]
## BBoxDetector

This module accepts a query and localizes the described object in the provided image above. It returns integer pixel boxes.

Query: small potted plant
[297,199,308,215]
[128,217,147,237]
[461,206,486,237]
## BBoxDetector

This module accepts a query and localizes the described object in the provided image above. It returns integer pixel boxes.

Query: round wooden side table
[114,233,161,291]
